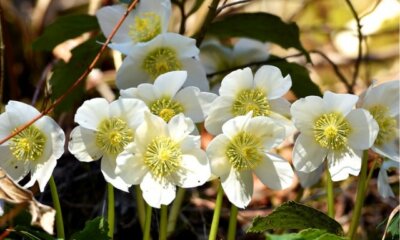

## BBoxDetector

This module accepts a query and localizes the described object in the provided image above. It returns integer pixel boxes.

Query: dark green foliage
[247,201,344,236]
[265,228,348,240]
[33,14,99,51]
[70,217,110,240]
[207,13,311,62]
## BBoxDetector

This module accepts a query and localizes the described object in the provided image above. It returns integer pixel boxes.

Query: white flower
[120,71,217,123]
[96,0,171,54]
[206,112,294,208]
[358,80,399,162]
[0,101,65,191]
[291,91,379,181]
[200,38,269,92]
[377,159,398,198]
[205,65,293,135]
[116,33,209,91]
[68,98,148,191]
[116,112,210,208]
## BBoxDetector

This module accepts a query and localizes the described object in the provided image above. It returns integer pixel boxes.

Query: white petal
[255,153,294,190]
[292,134,327,172]
[323,91,358,116]
[221,169,253,209]
[290,96,326,133]
[101,155,130,192]
[6,101,40,126]
[222,112,252,140]
[199,40,232,74]
[168,114,195,142]
[181,58,210,91]
[138,0,171,31]
[161,33,199,58]
[74,98,109,131]
[361,80,400,116]
[68,126,103,162]
[140,173,176,208]
[174,87,204,122]
[171,149,210,188]
[207,134,231,178]
[372,140,400,162]
[254,65,291,99]
[0,112,14,140]
[205,97,235,135]
[244,116,286,149]
[154,71,187,97]
[196,91,218,118]
[96,5,132,43]
[327,148,362,181]
[268,112,297,137]
[116,54,149,89]
[133,83,158,104]
[0,146,29,182]
[116,149,147,185]
[109,98,149,130]
[270,98,291,117]
[135,112,168,153]
[233,38,269,65]
[296,165,324,188]
[219,67,254,97]
[347,109,379,150]
[179,135,200,153]
[108,42,136,55]
[377,168,395,198]
[28,156,57,192]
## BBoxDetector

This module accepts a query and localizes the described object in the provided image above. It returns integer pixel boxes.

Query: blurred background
[0,0,398,239]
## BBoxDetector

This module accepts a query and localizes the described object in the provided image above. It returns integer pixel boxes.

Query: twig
[175,1,187,34]
[345,0,363,91]
[216,0,252,14]
[360,0,382,19]
[310,50,352,93]
[194,0,222,47]
[0,0,140,145]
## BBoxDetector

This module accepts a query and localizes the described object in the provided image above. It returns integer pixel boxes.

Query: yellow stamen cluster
[95,117,133,155]
[10,125,46,161]
[142,47,182,80]
[129,12,161,43]
[149,97,184,122]
[368,105,397,146]
[313,113,351,150]
[144,136,182,178]
[232,89,270,117]
[226,131,263,171]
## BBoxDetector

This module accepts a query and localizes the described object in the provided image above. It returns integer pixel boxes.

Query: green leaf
[50,37,101,113]
[387,212,399,238]
[266,229,348,240]
[70,217,110,240]
[13,226,55,240]
[33,14,99,51]
[207,13,311,62]
[247,201,344,236]
[267,56,321,97]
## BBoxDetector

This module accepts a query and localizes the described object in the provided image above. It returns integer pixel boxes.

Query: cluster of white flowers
[0,0,398,214]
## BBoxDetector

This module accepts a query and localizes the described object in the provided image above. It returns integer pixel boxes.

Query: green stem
[208,183,224,240]
[135,186,146,232]
[227,204,238,240]
[167,188,186,236]
[107,183,115,239]
[364,159,377,192]
[326,169,335,218]
[49,176,65,239]
[159,205,168,240]
[347,150,369,239]
[143,205,152,240]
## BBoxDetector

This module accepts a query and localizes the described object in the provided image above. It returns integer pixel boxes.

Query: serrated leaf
[387,212,399,238]
[50,38,101,113]
[268,55,321,98]
[207,13,310,62]
[70,217,110,240]
[248,201,343,236]
[33,14,99,51]
[13,226,55,240]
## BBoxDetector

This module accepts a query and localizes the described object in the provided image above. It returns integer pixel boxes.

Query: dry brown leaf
[0,168,55,234]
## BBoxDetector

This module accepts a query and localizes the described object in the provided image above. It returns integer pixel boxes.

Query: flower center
[142,47,182,80]
[368,105,397,146]
[10,125,46,161]
[225,131,263,171]
[128,12,161,43]
[144,136,182,178]
[232,89,271,117]
[149,97,184,122]
[95,117,133,155]
[313,113,351,150]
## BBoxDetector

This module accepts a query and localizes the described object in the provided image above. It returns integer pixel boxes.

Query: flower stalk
[208,183,224,240]
[49,176,65,239]
[159,205,168,240]
[227,204,238,240]
[107,183,115,239]
[326,167,335,218]
[143,205,152,240]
